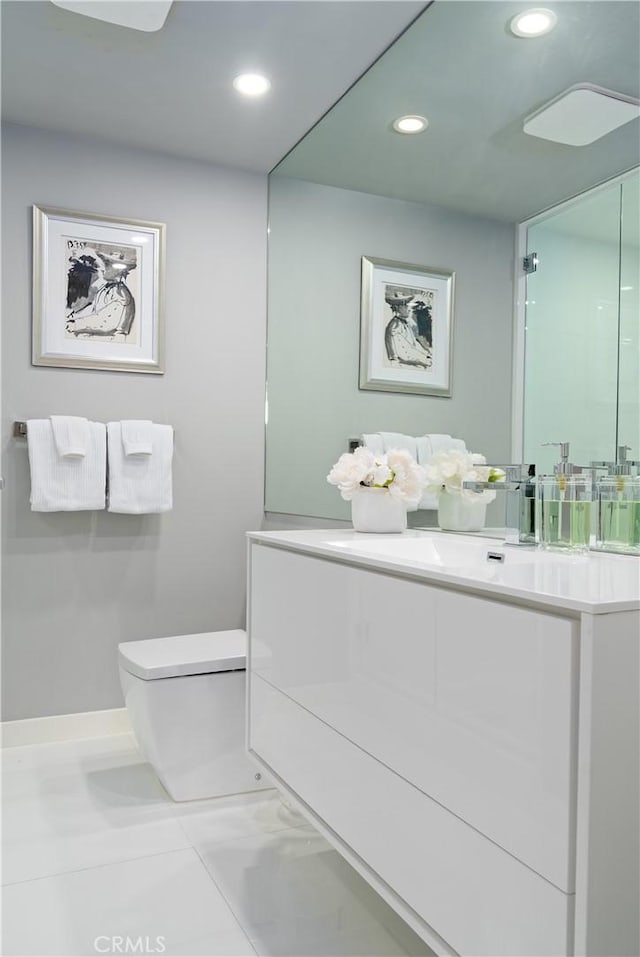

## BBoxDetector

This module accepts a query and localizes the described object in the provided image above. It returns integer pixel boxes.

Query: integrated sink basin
[309,528,639,612]
[326,532,546,567]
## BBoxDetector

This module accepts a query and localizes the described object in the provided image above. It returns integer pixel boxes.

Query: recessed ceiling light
[510,8,557,38]
[233,74,271,97]
[392,115,428,135]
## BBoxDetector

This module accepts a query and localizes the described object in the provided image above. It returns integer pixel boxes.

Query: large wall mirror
[265,1,640,521]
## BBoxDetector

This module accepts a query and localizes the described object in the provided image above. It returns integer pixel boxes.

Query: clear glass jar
[536,474,592,551]
[595,476,640,555]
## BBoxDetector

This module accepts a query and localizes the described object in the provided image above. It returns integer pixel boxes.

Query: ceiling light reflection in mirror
[509,8,557,38]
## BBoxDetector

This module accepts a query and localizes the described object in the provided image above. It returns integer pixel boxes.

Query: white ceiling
[0,0,426,173]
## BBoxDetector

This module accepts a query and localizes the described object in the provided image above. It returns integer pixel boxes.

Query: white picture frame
[32,205,165,374]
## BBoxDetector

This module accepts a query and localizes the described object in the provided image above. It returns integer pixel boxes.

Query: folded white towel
[428,434,467,455]
[50,415,90,458]
[361,433,385,456]
[121,420,153,456]
[107,422,173,514]
[27,419,106,511]
[378,432,418,458]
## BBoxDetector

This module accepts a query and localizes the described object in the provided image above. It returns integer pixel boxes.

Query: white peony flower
[326,447,376,500]
[371,463,393,486]
[424,450,503,504]
[386,449,427,507]
[327,446,427,505]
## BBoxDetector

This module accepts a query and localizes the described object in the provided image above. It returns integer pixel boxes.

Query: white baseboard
[1,707,132,748]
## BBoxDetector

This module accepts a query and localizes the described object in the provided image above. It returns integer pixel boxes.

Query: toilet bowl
[118,630,268,802]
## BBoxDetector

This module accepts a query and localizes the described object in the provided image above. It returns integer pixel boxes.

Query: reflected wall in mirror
[266,1,640,521]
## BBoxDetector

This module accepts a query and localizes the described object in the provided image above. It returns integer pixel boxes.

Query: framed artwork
[32,205,165,374]
[359,255,454,396]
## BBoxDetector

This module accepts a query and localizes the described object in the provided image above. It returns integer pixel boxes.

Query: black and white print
[64,238,140,344]
[382,283,436,370]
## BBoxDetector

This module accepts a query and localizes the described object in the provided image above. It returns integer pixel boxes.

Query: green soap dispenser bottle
[593,446,640,555]
[536,442,592,551]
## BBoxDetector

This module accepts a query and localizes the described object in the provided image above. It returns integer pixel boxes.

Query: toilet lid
[118,630,246,680]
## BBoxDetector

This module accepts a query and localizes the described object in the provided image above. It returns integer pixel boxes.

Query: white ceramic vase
[437,491,487,532]
[351,487,407,533]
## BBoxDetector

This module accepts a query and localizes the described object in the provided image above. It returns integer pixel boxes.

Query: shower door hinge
[523,253,539,274]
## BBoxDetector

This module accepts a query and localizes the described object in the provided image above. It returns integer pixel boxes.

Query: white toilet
[118,630,268,802]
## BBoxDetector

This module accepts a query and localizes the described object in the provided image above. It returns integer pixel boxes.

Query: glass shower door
[617,172,640,458]
[522,182,623,475]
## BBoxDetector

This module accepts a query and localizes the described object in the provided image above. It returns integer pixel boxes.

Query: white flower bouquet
[327,446,426,508]
[424,450,504,504]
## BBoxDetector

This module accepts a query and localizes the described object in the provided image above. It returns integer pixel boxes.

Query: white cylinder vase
[437,491,487,532]
[351,487,407,533]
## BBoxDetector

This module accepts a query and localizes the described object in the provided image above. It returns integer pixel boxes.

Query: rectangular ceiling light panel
[523,85,640,147]
[50,1,173,33]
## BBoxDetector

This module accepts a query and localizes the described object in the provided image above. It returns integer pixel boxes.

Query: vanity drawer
[249,674,573,957]
[250,544,578,892]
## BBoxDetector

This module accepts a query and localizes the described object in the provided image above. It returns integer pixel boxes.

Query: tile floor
[2,733,435,957]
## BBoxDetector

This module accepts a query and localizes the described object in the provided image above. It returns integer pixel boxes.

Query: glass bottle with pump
[536,442,592,551]
[592,446,640,555]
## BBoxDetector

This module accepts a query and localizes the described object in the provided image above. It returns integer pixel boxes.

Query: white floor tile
[172,789,307,849]
[2,734,435,957]
[2,735,190,884]
[1,848,252,957]
[194,826,435,956]
[169,930,258,956]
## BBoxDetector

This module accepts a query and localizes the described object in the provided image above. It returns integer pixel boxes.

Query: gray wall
[265,176,516,520]
[1,123,268,720]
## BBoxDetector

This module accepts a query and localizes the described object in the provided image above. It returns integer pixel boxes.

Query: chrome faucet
[463,464,536,545]
[591,445,640,476]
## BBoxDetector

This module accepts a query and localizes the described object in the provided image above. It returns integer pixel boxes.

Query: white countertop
[248,528,640,615]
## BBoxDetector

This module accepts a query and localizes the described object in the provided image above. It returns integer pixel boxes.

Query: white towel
[378,432,418,458]
[361,433,385,456]
[121,420,153,456]
[107,422,173,514]
[428,434,467,455]
[27,419,106,511]
[50,415,90,458]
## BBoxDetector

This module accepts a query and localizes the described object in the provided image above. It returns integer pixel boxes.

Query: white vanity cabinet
[246,530,639,957]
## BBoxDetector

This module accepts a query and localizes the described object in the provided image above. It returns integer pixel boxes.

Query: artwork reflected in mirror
[359,257,453,397]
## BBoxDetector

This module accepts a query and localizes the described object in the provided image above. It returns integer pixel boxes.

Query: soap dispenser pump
[593,446,640,555]
[544,441,574,475]
[536,442,592,551]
